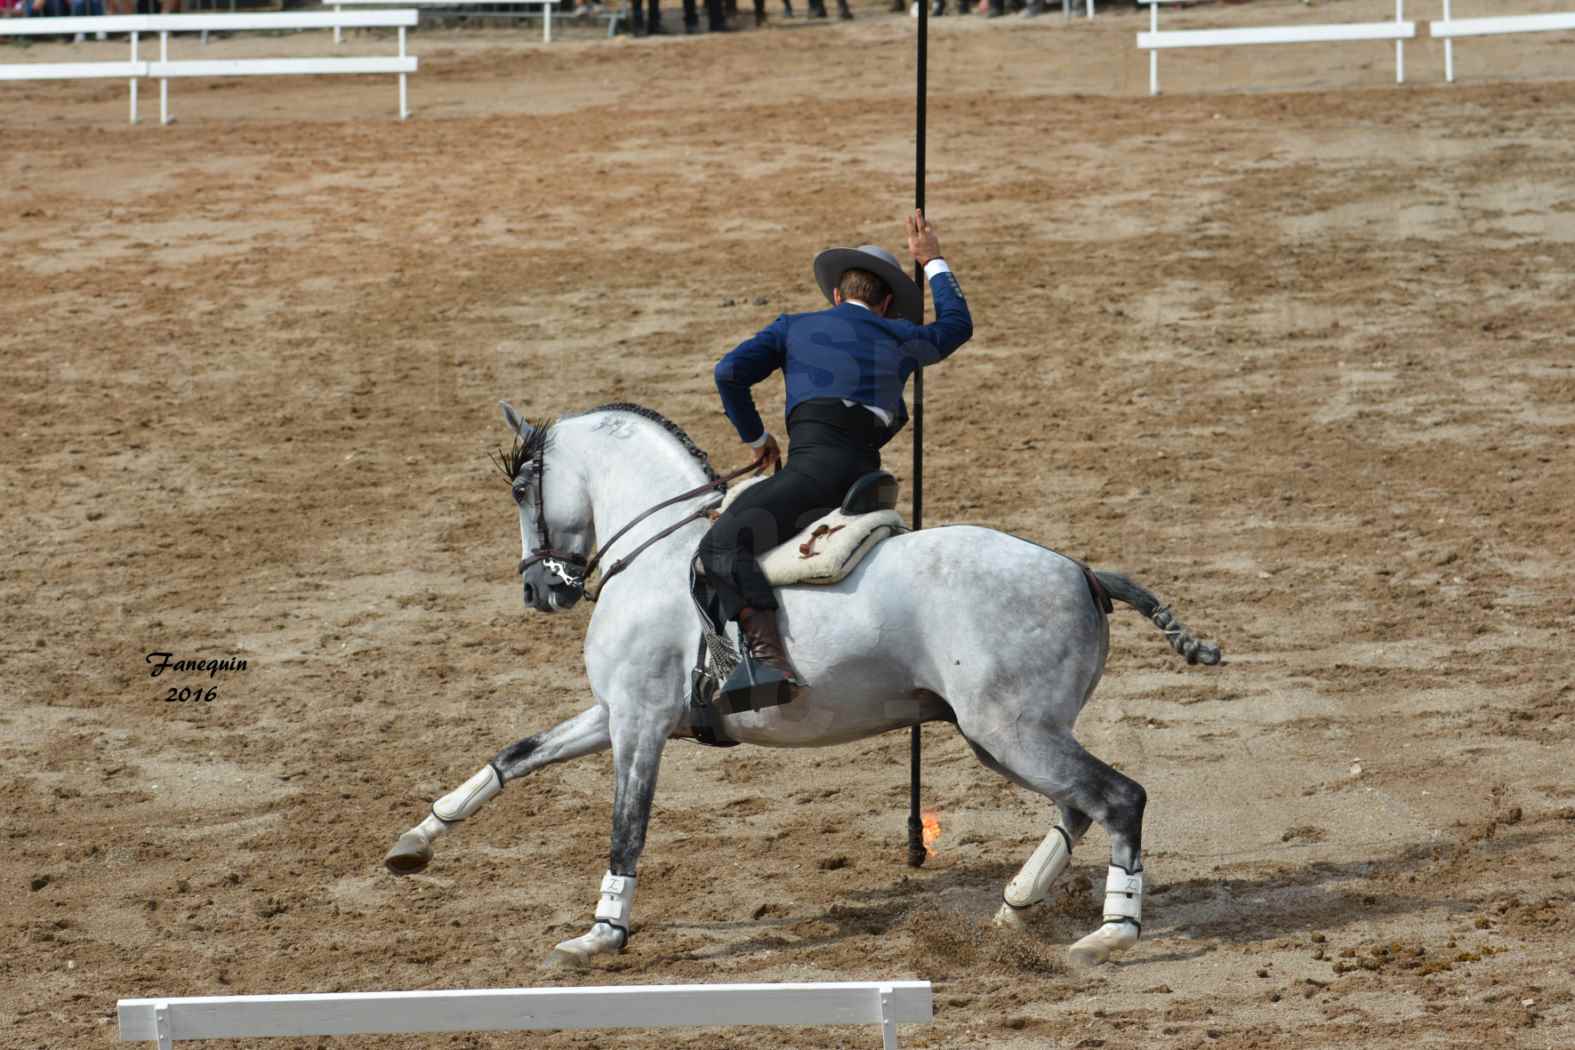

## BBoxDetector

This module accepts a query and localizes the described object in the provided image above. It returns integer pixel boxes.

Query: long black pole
[905,0,929,871]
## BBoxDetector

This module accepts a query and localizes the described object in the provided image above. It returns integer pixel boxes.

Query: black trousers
[697,399,883,622]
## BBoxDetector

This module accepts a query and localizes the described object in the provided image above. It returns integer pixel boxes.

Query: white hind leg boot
[993,825,1075,929]
[1067,866,1143,968]
[546,872,636,968]
[385,765,503,875]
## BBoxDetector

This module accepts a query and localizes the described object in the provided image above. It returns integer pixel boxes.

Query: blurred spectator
[69,0,106,40]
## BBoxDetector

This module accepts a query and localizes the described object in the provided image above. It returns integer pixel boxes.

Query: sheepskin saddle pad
[715,470,906,587]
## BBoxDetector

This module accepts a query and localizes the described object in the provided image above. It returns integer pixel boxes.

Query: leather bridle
[515,448,757,604]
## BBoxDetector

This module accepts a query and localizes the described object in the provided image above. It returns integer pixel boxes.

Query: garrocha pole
[905,0,929,871]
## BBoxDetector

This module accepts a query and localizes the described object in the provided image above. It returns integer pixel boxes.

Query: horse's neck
[564,415,714,552]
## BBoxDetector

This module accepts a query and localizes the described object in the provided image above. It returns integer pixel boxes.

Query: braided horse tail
[1093,571,1222,666]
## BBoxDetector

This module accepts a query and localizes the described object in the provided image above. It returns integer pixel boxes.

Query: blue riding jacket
[714,264,973,449]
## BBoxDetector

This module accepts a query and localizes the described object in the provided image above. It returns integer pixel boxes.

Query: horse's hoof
[1067,921,1139,969]
[544,922,627,968]
[383,831,432,876]
[992,902,1028,930]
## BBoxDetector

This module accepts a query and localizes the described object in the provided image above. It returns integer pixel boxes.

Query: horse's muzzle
[521,560,584,613]
[523,580,583,613]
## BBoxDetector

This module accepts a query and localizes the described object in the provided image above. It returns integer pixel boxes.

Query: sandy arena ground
[3,0,1573,1046]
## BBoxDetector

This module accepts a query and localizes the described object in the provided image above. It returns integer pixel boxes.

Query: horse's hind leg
[964,723,1147,968]
[384,704,610,875]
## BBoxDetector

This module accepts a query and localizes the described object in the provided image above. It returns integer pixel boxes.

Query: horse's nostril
[523,583,536,605]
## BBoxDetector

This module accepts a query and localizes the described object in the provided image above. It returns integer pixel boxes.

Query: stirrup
[718,654,798,714]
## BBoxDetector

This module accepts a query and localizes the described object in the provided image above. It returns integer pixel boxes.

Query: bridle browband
[514,444,756,604]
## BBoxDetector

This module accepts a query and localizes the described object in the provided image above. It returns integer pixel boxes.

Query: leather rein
[518,457,758,603]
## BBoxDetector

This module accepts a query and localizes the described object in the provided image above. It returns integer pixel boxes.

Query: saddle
[714,470,907,586]
[686,471,906,746]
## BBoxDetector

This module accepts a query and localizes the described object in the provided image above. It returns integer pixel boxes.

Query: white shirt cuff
[923,258,951,279]
[748,431,773,449]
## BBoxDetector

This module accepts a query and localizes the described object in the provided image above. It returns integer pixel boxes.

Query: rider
[696,209,973,688]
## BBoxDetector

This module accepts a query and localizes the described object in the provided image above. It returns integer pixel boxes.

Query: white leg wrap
[1003,826,1075,908]
[593,871,636,930]
[1102,865,1143,925]
[431,765,502,824]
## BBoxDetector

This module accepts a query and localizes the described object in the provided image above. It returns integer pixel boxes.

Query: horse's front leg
[545,699,680,968]
[384,704,610,875]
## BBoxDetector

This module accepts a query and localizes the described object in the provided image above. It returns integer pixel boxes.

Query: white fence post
[153,1001,172,1050]
[544,0,553,42]
[878,985,898,1050]
[130,30,140,123]
[159,30,170,124]
[398,24,409,118]
[1395,0,1405,82]
[1149,0,1158,95]
[1442,0,1453,81]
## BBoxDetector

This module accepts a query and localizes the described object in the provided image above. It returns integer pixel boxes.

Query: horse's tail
[1093,570,1222,666]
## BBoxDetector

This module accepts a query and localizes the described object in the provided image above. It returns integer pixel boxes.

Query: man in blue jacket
[697,209,973,687]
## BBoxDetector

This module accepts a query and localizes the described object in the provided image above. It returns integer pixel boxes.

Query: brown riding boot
[737,607,805,686]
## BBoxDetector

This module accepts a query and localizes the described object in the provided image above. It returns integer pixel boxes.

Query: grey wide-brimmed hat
[812,244,923,324]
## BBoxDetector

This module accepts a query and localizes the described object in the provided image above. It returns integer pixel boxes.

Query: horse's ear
[499,400,532,440]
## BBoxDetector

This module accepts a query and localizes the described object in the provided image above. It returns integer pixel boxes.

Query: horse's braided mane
[578,402,720,482]
[493,402,719,484]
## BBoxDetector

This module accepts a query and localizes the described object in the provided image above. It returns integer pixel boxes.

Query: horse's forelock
[491,417,556,482]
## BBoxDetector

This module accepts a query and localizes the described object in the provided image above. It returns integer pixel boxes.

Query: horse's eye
[512,481,529,503]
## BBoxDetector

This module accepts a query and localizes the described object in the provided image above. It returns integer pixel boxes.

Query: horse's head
[497,401,594,614]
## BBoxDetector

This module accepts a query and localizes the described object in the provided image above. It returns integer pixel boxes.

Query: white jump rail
[1431,1,1575,82]
[118,981,934,1050]
[325,0,561,44]
[1138,0,1416,95]
[0,11,417,124]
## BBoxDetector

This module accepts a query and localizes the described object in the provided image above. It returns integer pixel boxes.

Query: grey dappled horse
[385,402,1220,969]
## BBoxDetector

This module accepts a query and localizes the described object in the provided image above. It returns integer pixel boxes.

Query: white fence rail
[0,11,417,124]
[325,0,562,44]
[1432,1,1575,81]
[1137,0,1416,95]
[118,981,934,1050]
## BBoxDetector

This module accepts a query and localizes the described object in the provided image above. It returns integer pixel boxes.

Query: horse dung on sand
[385,402,1221,970]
